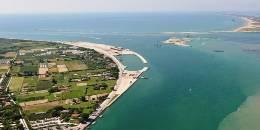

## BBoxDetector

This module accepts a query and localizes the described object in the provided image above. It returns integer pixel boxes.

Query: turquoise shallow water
[0,13,260,130]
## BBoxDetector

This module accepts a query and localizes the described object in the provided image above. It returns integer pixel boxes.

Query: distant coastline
[234,16,260,32]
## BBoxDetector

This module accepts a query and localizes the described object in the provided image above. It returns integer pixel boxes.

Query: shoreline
[62,41,148,129]
[0,38,149,130]
[234,16,260,32]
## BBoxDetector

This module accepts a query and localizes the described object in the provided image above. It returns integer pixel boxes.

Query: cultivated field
[65,60,88,71]
[4,52,16,58]
[9,77,24,93]
[57,64,68,73]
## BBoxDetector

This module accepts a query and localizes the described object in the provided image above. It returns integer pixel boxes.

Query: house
[19,50,34,56]
[4,101,11,107]
[69,46,79,49]
[86,93,109,102]
[29,117,61,129]
[14,60,24,65]
[62,50,84,55]
[61,110,70,114]
[71,113,80,118]
[39,63,48,78]
[70,79,81,82]
[105,76,116,80]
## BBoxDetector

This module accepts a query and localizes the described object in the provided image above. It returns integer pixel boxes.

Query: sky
[0,0,259,14]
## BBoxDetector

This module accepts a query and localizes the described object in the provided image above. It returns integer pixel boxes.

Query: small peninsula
[234,16,260,32]
[0,38,148,130]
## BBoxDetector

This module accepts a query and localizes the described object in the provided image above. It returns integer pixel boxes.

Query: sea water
[0,12,259,130]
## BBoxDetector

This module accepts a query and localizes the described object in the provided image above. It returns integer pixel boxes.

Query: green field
[36,80,53,90]
[0,69,8,74]
[53,73,70,85]
[16,92,50,102]
[63,102,95,114]
[11,66,20,74]
[60,85,87,99]
[86,78,116,96]
[9,77,24,93]
[0,38,119,122]
[65,60,88,71]
[24,105,58,114]
[23,76,38,87]
[20,65,38,73]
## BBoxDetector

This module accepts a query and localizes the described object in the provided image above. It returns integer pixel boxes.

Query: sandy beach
[63,41,148,129]
[234,17,260,32]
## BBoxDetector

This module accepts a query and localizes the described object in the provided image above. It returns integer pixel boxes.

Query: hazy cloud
[0,0,259,14]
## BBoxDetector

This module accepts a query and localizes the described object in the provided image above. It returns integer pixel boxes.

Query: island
[163,37,191,47]
[0,38,148,130]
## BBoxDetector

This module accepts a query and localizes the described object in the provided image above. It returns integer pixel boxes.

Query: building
[19,50,34,56]
[86,93,109,102]
[30,117,61,129]
[14,60,24,65]
[39,63,48,78]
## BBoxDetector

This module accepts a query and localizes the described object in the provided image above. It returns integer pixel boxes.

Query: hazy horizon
[0,0,260,14]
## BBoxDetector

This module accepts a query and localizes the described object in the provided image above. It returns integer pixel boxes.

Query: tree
[48,87,59,93]
[52,78,57,84]
[80,96,86,102]
[80,113,89,123]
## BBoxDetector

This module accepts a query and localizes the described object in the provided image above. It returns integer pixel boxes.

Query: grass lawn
[87,77,101,85]
[68,70,88,75]
[11,66,20,74]
[24,105,58,114]
[86,79,116,96]
[0,69,8,74]
[86,87,112,96]
[36,80,53,91]
[23,101,62,114]
[9,77,24,93]
[103,80,117,86]
[49,67,58,73]
[17,92,50,102]
[63,102,94,109]
[87,77,116,85]
[63,102,95,115]
[24,101,94,115]
[23,76,38,87]
[86,69,107,73]
[20,65,38,73]
[0,65,10,70]
[46,94,56,101]
[83,108,94,115]
[61,85,87,99]
[14,41,57,50]
[54,73,70,85]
